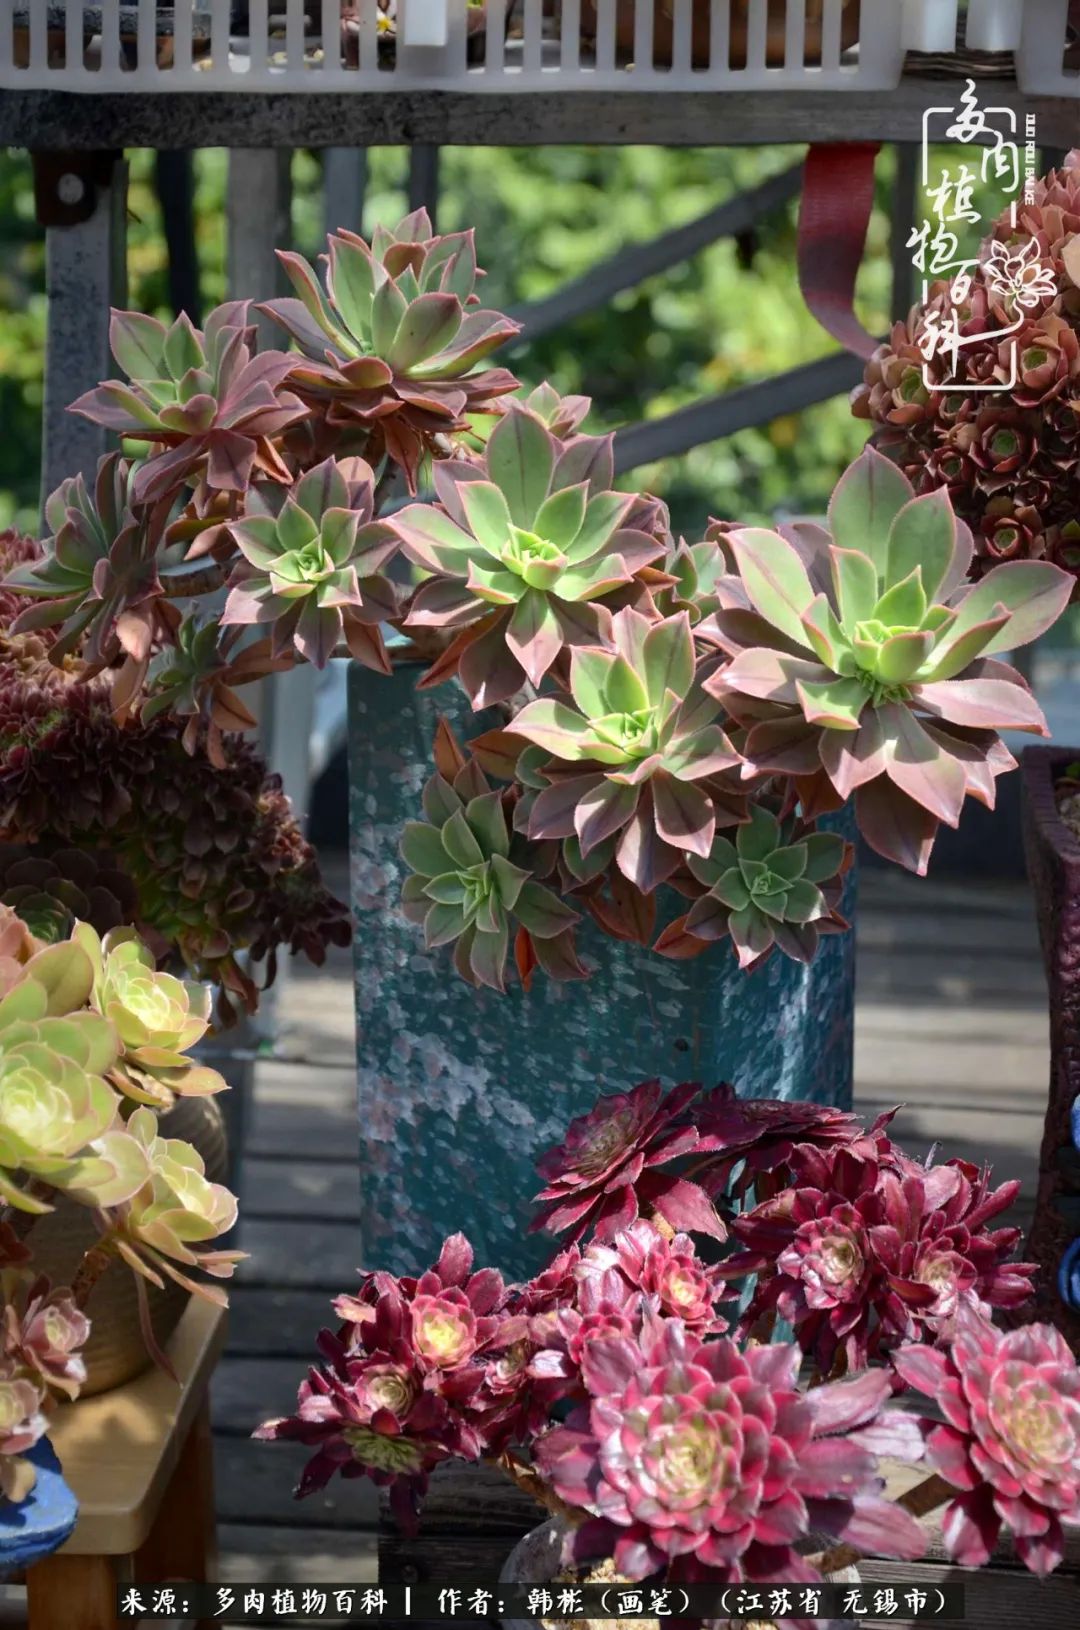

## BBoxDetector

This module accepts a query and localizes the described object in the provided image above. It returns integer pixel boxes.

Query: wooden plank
[213,1439,377,1530]
[212,1357,315,1436]
[245,1096,358,1161]
[224,1288,337,1359]
[236,1218,362,1289]
[48,1299,227,1558]
[240,1156,361,1222]
[218,1525,377,1586]
[3,81,1078,151]
[858,1558,1079,1630]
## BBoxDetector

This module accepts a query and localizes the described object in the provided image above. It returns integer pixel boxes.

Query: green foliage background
[0,141,910,540]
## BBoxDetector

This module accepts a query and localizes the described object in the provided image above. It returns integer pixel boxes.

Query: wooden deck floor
[215,862,1050,1587]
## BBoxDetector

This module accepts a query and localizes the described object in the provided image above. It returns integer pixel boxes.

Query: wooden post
[26,1554,118,1630]
[324,147,368,239]
[34,152,128,524]
[134,1401,219,1622]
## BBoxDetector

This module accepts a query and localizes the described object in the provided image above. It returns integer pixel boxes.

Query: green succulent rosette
[76,923,226,1110]
[706,446,1074,874]
[505,607,742,895]
[114,1105,242,1303]
[223,456,400,671]
[393,404,668,705]
[0,944,148,1213]
[657,804,851,970]
[399,751,582,992]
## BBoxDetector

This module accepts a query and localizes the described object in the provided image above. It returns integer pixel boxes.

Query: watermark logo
[911,80,1050,391]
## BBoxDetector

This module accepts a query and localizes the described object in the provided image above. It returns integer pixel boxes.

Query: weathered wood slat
[3,82,1078,151]
[245,1096,358,1161]
[218,1524,377,1586]
[858,1558,1080,1630]
[214,1439,378,1530]
[236,1218,362,1289]
[213,1357,315,1435]
[241,1156,361,1222]
[224,1288,339,1359]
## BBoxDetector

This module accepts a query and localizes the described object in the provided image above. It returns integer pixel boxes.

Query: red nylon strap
[797,142,882,362]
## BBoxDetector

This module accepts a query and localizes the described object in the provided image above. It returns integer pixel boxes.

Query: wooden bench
[379,1460,1080,1630]
[24,1298,227,1630]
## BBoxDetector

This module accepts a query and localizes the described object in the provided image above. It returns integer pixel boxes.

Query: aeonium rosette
[894,1306,1080,1576]
[493,607,742,894]
[656,801,853,970]
[704,446,1072,874]
[393,404,669,705]
[222,456,400,671]
[533,1318,926,1589]
[263,209,520,489]
[68,302,306,505]
[399,735,583,993]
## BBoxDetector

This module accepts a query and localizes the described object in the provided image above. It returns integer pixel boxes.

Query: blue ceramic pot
[348,662,856,1279]
[0,1437,78,1577]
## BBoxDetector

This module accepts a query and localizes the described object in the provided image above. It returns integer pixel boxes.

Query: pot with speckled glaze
[348,661,856,1279]
[1021,744,1080,1352]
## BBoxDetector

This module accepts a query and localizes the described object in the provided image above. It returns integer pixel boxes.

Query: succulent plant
[140,618,280,772]
[533,1318,925,1584]
[393,405,667,703]
[853,153,1080,581]
[0,844,138,945]
[0,1366,46,1502]
[894,1307,1080,1575]
[2,1278,89,1402]
[504,607,741,893]
[0,947,149,1215]
[706,447,1072,873]
[264,210,520,489]
[731,1137,1034,1374]
[656,804,852,969]
[256,1233,515,1531]
[530,1078,726,1245]
[68,304,306,504]
[0,662,350,1017]
[223,455,400,671]
[4,455,168,674]
[76,923,226,1110]
[577,1219,730,1336]
[399,746,582,993]
[114,1104,242,1302]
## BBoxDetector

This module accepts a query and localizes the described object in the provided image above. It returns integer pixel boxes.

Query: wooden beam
[613,351,866,473]
[4,81,1079,152]
[512,161,804,344]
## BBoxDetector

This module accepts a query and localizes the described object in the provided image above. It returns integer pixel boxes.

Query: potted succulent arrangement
[1021,745,1080,1352]
[1,204,1071,1280]
[0,526,350,1390]
[256,1079,1080,1618]
[0,901,245,1552]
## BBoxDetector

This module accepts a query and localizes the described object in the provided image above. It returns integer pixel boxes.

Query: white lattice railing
[0,0,905,92]
[0,1,1073,96]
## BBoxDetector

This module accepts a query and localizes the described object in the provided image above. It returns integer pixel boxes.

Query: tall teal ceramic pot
[348,661,856,1279]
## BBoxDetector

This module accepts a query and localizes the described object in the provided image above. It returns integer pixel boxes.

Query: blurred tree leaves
[0,141,905,537]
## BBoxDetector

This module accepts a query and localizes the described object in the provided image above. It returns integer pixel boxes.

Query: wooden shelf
[47,1297,227,1558]
[1,78,1077,151]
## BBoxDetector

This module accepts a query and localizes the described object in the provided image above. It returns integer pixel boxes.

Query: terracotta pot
[580,0,860,71]
[27,1094,228,1397]
[498,1517,860,1629]
[1021,745,1080,1353]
